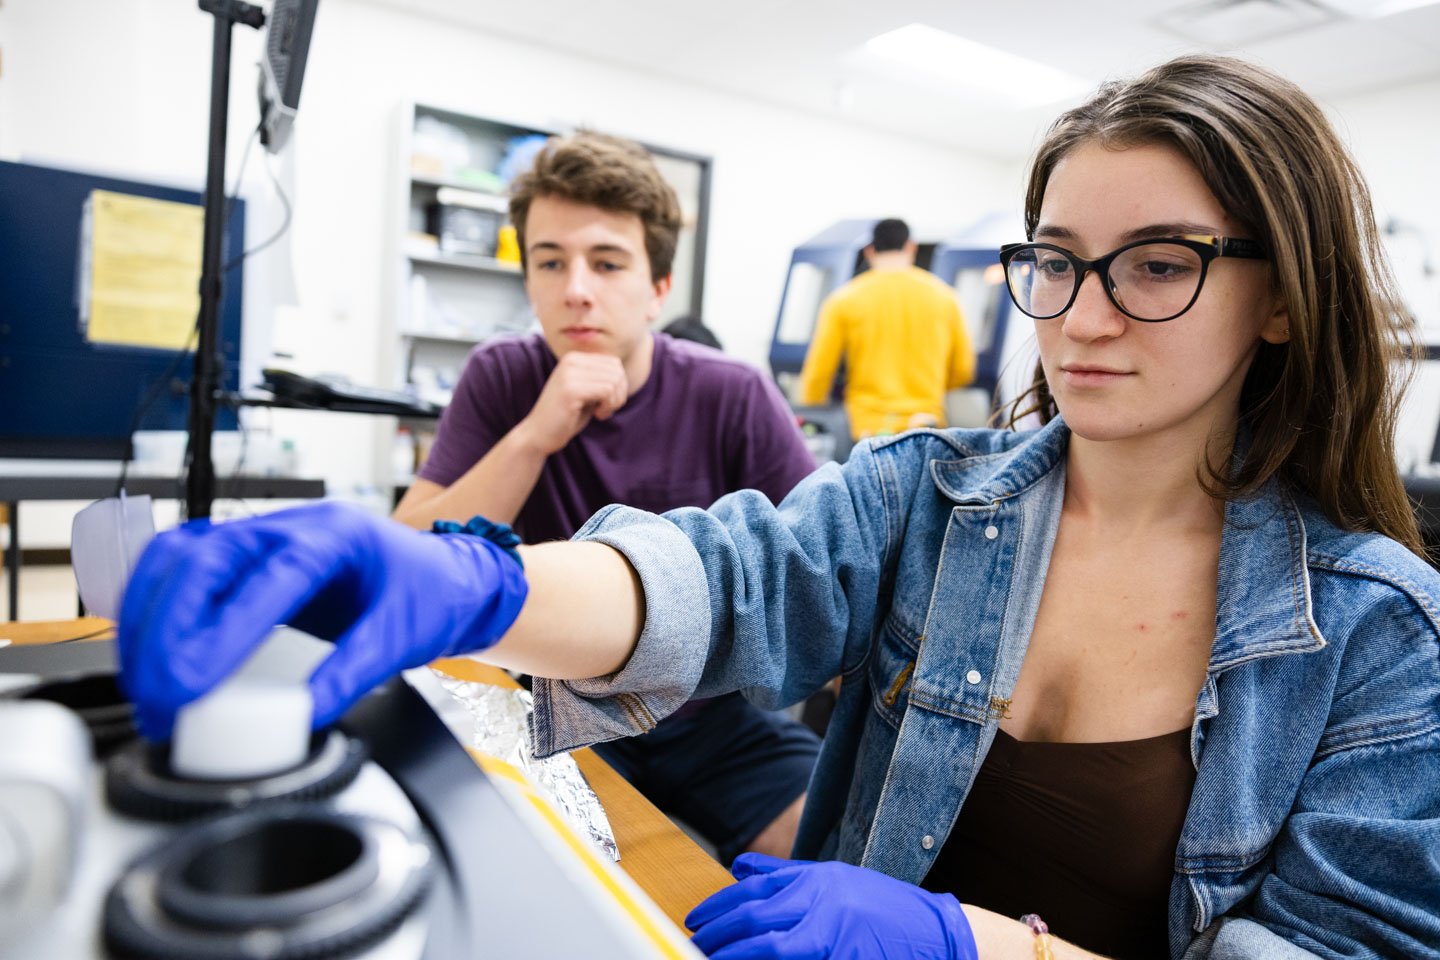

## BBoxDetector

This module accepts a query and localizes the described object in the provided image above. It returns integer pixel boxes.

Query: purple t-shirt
[418,332,816,544]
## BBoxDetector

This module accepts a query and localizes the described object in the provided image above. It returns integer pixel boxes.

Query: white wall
[1326,78,1440,338]
[2,0,1015,547]
[1325,79,1440,471]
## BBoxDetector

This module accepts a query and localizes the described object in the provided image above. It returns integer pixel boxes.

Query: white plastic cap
[170,679,313,781]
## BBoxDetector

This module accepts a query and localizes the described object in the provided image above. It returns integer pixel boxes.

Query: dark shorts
[591,692,822,865]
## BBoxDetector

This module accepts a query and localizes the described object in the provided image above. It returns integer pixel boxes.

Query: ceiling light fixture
[855,23,1092,108]
[1314,0,1440,17]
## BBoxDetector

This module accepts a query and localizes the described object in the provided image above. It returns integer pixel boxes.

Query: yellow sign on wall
[85,190,204,350]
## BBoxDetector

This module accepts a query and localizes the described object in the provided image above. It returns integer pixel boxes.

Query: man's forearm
[393,424,549,529]
[477,540,644,679]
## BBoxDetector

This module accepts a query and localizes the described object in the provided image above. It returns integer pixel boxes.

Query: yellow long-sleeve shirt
[796,266,975,440]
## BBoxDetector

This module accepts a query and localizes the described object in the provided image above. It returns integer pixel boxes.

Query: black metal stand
[187,0,265,520]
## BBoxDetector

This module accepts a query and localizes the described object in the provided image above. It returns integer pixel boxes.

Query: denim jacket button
[966,670,982,684]
[921,835,935,850]
[984,525,999,539]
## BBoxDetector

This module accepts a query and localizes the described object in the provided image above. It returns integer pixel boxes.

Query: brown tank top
[921,726,1195,960]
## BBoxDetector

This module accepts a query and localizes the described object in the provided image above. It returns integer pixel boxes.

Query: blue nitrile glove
[118,501,528,739]
[686,854,978,960]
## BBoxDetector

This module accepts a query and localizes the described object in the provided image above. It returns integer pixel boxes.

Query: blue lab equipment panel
[0,161,243,458]
[768,219,877,381]
[929,212,1018,409]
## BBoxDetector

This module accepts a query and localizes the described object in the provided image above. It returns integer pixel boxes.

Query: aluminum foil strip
[432,671,620,862]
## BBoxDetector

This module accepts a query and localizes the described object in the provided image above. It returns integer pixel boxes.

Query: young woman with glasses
[121,56,1438,959]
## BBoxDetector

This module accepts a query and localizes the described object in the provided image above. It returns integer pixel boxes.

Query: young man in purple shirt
[393,131,821,863]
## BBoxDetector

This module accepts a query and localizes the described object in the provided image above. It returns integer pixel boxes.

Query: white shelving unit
[396,106,548,399]
[376,104,550,498]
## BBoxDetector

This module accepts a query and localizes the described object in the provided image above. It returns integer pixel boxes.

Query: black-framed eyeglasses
[997,234,1267,323]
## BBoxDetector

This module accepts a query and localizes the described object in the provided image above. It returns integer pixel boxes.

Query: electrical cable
[115,325,200,498]
[176,123,266,518]
[215,146,294,519]
[225,146,292,270]
[115,123,263,499]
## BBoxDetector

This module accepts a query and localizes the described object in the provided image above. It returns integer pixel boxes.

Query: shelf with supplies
[409,172,509,194]
[397,327,490,345]
[406,246,523,276]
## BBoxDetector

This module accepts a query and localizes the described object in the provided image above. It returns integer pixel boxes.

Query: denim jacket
[531,417,1440,959]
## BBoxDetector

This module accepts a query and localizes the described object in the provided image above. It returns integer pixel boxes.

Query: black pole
[189,1,264,521]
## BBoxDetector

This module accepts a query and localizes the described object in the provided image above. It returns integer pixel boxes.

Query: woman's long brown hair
[1001,55,1424,557]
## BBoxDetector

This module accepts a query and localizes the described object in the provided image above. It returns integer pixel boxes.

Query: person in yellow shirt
[796,219,975,440]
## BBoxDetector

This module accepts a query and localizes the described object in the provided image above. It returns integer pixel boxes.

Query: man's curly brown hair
[509,131,682,283]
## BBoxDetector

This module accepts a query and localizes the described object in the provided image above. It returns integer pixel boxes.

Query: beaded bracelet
[431,515,524,568]
[1019,914,1057,960]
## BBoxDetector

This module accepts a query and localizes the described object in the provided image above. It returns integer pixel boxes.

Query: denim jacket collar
[1211,482,1327,669]
[926,415,1070,506]
[925,415,1325,672]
